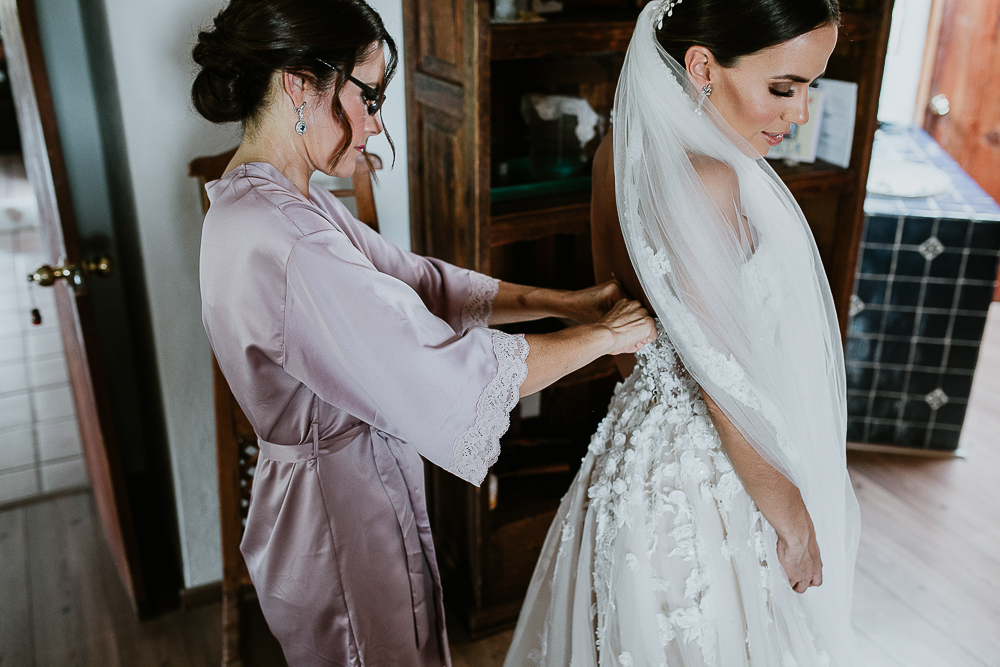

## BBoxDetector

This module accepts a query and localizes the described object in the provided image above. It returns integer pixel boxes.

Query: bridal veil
[612,2,860,663]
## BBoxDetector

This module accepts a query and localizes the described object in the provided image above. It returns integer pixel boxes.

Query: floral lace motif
[586,329,777,666]
[446,330,528,486]
[461,272,500,330]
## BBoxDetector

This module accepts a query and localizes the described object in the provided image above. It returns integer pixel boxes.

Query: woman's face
[304,47,386,178]
[691,24,838,157]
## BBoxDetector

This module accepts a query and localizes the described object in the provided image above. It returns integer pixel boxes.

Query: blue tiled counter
[846,126,1000,451]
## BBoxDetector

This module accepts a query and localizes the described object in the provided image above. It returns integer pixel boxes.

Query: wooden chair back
[188,148,382,666]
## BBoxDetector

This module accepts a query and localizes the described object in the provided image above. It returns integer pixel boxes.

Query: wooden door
[0,0,145,609]
[921,0,1000,204]
[403,0,488,271]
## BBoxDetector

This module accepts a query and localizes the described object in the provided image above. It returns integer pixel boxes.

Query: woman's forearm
[520,325,612,397]
[701,390,809,539]
[489,282,572,325]
[488,279,625,326]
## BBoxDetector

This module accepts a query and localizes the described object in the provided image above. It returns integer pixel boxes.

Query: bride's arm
[701,389,823,593]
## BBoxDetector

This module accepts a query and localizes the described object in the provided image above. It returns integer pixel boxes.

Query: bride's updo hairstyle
[191,0,397,162]
[656,0,840,67]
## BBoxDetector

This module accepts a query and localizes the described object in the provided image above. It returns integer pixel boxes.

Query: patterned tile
[970,221,1000,249]
[848,126,1000,451]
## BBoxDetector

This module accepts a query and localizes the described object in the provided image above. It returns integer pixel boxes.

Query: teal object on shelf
[490,176,592,203]
[491,156,591,203]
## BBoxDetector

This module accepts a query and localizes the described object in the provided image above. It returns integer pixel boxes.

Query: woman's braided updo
[191,0,397,163]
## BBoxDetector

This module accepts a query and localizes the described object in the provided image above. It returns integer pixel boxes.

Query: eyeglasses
[316,58,385,116]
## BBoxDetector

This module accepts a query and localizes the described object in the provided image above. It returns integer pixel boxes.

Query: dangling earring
[694,83,712,116]
[294,101,307,135]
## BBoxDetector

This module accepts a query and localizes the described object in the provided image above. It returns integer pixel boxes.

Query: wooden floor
[2,303,999,666]
[0,493,221,666]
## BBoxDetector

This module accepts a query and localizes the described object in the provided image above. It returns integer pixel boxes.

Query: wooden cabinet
[403,0,894,636]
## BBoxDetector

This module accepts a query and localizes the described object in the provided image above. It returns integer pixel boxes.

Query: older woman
[192,0,656,664]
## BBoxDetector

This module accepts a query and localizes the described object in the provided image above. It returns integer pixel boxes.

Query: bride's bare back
[591,131,647,310]
[591,129,750,376]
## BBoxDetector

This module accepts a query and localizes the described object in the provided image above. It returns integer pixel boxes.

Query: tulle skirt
[504,335,833,667]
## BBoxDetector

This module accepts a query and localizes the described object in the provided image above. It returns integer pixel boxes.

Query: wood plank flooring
[0,303,997,666]
[0,492,221,667]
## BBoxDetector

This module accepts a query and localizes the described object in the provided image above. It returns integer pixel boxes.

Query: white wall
[99,0,411,587]
[877,0,934,126]
[364,3,412,250]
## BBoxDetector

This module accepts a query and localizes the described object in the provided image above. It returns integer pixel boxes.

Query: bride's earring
[694,83,711,116]
[294,101,307,135]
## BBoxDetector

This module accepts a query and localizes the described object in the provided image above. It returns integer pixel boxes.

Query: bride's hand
[564,279,628,324]
[596,299,657,355]
[776,513,823,593]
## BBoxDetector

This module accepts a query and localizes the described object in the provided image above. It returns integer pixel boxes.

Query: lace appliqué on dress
[446,330,528,486]
[461,272,500,330]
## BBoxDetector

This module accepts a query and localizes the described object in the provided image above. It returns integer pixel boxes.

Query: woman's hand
[597,299,658,355]
[776,512,823,593]
[519,299,656,396]
[563,279,629,324]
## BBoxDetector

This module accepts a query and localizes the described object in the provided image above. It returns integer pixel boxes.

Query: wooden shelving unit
[404,0,894,637]
[490,191,590,245]
[491,15,636,59]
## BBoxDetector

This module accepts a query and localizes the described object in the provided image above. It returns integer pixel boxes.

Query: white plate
[866,160,954,199]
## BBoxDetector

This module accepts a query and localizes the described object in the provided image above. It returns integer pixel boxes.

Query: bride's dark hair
[656,0,840,67]
[191,0,397,166]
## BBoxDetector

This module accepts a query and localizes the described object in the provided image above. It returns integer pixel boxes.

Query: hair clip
[653,0,683,29]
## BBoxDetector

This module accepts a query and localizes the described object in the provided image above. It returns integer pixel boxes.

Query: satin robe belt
[257,423,433,649]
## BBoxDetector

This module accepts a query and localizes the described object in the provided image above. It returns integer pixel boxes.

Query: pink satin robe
[199,163,529,666]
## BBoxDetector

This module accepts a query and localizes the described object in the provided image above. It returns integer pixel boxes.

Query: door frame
[0,0,146,610]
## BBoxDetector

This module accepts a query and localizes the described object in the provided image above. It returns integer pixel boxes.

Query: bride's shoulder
[689,154,739,199]
[689,153,742,225]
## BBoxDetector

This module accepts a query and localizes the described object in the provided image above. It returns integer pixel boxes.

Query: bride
[504,0,860,665]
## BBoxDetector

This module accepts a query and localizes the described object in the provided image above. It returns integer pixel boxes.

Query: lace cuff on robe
[460,272,500,330]
[446,330,529,486]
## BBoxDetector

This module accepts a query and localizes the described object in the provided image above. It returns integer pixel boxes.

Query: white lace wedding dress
[504,325,833,667]
[504,3,859,663]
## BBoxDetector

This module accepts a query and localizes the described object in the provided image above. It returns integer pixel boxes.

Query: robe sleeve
[316,192,499,333]
[281,228,528,486]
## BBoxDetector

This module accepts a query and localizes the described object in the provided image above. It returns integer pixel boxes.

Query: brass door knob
[81,256,114,277]
[28,263,72,287]
[929,94,951,116]
[27,256,114,292]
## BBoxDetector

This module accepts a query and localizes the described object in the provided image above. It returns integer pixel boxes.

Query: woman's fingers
[599,299,657,355]
[569,280,630,323]
[599,279,627,307]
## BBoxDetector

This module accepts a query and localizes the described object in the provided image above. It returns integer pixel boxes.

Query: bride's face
[687,24,839,157]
